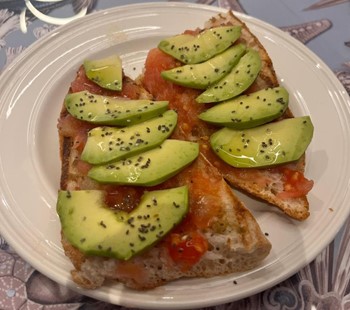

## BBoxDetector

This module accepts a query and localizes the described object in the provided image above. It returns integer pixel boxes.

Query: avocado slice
[88,140,199,186]
[84,54,123,91]
[210,116,314,168]
[199,87,289,129]
[81,110,177,165]
[158,26,241,64]
[56,187,189,260]
[196,49,262,103]
[161,44,246,89]
[65,91,169,126]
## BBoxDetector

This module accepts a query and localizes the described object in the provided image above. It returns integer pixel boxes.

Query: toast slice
[57,66,271,288]
[60,152,271,289]
[141,11,313,220]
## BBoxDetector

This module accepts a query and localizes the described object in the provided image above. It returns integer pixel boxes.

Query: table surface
[0,1,349,309]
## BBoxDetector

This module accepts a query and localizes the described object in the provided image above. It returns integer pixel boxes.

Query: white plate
[0,2,349,309]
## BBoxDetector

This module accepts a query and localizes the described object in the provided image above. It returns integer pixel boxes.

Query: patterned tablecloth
[0,1,349,309]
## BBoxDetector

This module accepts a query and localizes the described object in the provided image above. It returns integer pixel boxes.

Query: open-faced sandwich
[142,12,314,221]
[56,10,313,290]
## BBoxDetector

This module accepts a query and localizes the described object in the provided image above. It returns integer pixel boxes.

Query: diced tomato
[167,230,208,270]
[277,168,314,199]
[104,187,143,212]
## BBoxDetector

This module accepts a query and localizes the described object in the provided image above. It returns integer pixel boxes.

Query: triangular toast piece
[57,65,271,289]
[141,11,313,220]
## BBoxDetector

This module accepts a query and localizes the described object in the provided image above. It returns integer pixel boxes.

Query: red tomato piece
[167,231,208,270]
[278,168,314,199]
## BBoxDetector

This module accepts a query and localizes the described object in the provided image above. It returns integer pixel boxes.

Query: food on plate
[142,11,313,220]
[57,63,271,289]
[56,10,313,290]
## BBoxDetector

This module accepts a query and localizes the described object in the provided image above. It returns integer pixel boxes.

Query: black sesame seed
[156,231,164,238]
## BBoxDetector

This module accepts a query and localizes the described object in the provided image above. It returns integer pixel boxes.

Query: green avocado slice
[196,49,262,103]
[84,54,123,91]
[199,87,289,129]
[88,140,199,186]
[210,116,314,168]
[65,91,169,126]
[56,187,189,260]
[158,26,242,64]
[81,110,177,165]
[161,44,246,89]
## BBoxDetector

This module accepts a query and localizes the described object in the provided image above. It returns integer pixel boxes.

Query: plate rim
[0,2,350,309]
